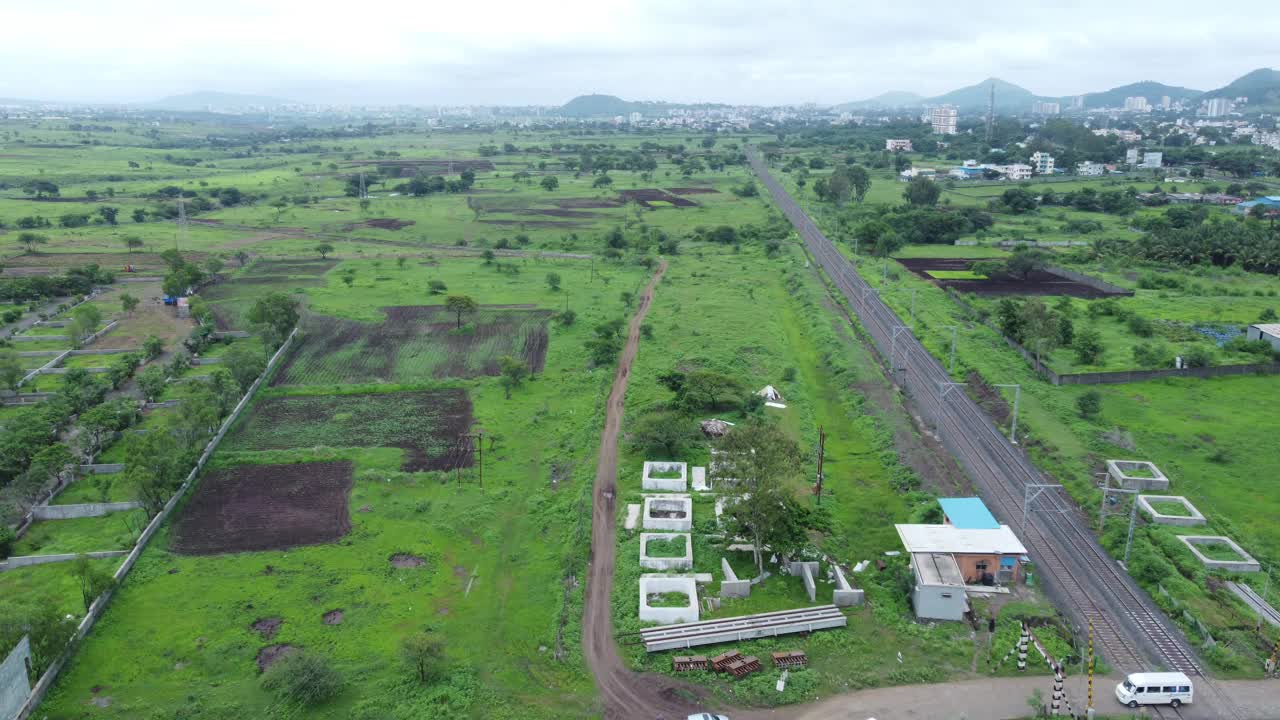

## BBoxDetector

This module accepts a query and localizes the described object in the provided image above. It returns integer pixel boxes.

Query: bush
[1126,315,1154,337]
[1076,390,1102,419]
[1182,346,1213,368]
[0,525,14,559]
[261,652,342,706]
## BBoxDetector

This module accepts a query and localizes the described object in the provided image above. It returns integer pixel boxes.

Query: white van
[1115,672,1194,708]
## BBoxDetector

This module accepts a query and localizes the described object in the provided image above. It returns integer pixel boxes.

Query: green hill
[1077,80,1201,109]
[835,91,924,110]
[1203,68,1280,105]
[924,78,1041,112]
[559,94,643,118]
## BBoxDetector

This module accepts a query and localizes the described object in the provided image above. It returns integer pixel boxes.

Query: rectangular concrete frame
[1177,535,1261,572]
[639,575,700,625]
[640,533,693,571]
[720,557,750,598]
[832,563,865,607]
[1106,459,1170,491]
[1137,495,1206,527]
[642,461,688,492]
[643,495,692,532]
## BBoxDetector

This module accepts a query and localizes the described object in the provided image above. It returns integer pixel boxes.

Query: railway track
[747,151,1249,717]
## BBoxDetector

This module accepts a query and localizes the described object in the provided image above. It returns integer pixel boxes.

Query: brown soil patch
[251,617,283,640]
[171,461,354,555]
[322,610,344,625]
[390,554,424,568]
[667,187,720,195]
[343,218,416,231]
[617,188,697,208]
[453,564,469,580]
[555,197,623,209]
[898,258,1131,299]
[256,644,298,672]
[357,504,372,513]
[88,696,113,707]
[272,307,552,384]
[479,219,586,229]
[510,208,602,219]
[966,371,1011,424]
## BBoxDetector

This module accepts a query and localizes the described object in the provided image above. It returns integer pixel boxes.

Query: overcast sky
[2,0,1275,106]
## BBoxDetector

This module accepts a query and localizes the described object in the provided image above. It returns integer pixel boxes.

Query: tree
[73,554,115,612]
[629,410,695,456]
[902,176,941,206]
[1005,247,1050,279]
[400,632,445,683]
[445,295,477,328]
[261,652,342,706]
[314,243,334,259]
[143,335,164,360]
[585,319,625,365]
[677,370,744,412]
[234,250,250,267]
[247,292,300,349]
[1073,327,1104,365]
[824,170,852,205]
[481,249,495,265]
[68,304,103,346]
[0,349,22,391]
[540,176,559,191]
[121,293,139,316]
[592,174,613,188]
[203,256,224,276]
[96,206,119,225]
[222,342,266,392]
[21,180,59,199]
[123,235,144,254]
[498,355,529,399]
[17,232,48,253]
[131,208,147,223]
[137,365,167,401]
[848,165,872,203]
[999,187,1038,214]
[546,272,562,291]
[1018,299,1059,360]
[76,399,138,459]
[712,421,807,574]
[170,388,220,449]
[1076,390,1102,419]
[427,279,447,295]
[852,220,900,257]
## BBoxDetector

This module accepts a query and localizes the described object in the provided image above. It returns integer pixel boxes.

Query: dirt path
[581,260,712,720]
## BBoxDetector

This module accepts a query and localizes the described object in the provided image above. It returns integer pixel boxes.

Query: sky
[1,0,1275,106]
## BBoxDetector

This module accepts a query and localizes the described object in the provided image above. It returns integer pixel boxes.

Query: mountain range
[832,68,1277,113]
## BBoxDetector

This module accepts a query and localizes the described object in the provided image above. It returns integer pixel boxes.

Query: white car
[687,714,729,720]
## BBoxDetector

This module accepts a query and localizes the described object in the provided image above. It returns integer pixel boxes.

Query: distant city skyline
[1,0,1275,106]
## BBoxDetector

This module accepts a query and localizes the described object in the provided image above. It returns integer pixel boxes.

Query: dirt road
[581,260,712,719]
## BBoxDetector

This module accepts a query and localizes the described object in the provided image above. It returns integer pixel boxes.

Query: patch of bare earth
[322,610,344,625]
[256,644,298,672]
[251,617,283,640]
[390,554,424,568]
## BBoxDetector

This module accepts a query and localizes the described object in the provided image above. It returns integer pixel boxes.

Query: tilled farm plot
[171,460,354,554]
[244,258,338,276]
[617,188,697,208]
[226,389,474,471]
[203,275,323,330]
[899,258,1128,298]
[272,306,551,385]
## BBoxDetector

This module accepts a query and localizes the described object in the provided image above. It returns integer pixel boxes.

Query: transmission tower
[985,81,995,145]
[175,196,188,250]
[358,172,367,200]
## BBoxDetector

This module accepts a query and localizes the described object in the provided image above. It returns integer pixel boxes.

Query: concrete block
[1177,535,1260,572]
[640,533,692,571]
[79,463,125,475]
[624,503,641,531]
[691,466,708,492]
[832,563,864,607]
[1137,495,1206,527]
[642,461,687,492]
[800,562,816,602]
[1106,459,1170,491]
[720,557,750,598]
[642,495,691,532]
[639,575,699,625]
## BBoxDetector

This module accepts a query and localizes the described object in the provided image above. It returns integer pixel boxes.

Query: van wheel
[1171,699,1181,708]
[1128,700,1138,708]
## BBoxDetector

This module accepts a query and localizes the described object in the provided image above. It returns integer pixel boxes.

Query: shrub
[1076,390,1102,419]
[261,652,342,706]
[0,525,14,559]
[1126,315,1154,337]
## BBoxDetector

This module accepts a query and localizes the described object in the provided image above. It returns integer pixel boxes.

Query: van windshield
[1122,680,1134,691]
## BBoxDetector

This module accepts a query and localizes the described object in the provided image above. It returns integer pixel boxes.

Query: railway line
[747,151,1246,719]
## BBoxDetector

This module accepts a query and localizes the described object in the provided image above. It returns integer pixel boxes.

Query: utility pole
[1087,620,1095,719]
[890,325,911,376]
[1022,483,1063,533]
[814,426,825,505]
[985,80,995,146]
[993,383,1021,444]
[1098,475,1139,564]
[934,381,966,441]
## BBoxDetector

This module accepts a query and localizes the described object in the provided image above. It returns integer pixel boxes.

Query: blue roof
[938,497,1000,530]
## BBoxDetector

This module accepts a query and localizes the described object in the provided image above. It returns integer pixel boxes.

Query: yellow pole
[1088,620,1094,710]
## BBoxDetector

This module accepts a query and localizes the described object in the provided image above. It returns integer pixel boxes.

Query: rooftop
[895,524,1028,555]
[912,552,965,586]
[938,497,1000,530]
[1251,324,1280,336]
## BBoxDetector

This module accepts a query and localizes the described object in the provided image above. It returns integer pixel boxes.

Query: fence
[10,328,297,720]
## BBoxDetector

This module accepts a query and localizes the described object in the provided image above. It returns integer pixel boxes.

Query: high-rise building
[930,105,958,135]
[628,111,642,124]
[1160,96,1171,110]
[1125,148,1140,165]
[1204,97,1232,117]
[1032,101,1060,115]
[1030,151,1055,175]
[1123,96,1150,112]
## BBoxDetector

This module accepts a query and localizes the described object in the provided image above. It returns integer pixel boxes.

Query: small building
[885,138,913,152]
[1076,161,1105,176]
[938,497,1000,529]
[999,164,1032,181]
[1246,324,1280,352]
[895,523,1029,585]
[1236,196,1280,215]
[1030,151,1054,175]
[948,166,984,180]
[1141,151,1163,168]
[898,167,937,182]
[910,552,967,621]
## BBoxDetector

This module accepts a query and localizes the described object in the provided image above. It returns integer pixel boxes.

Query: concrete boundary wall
[0,636,32,720]
[1045,265,1134,296]
[18,350,72,389]
[832,564,864,607]
[78,464,125,475]
[32,501,142,521]
[11,327,298,720]
[720,558,750,598]
[0,550,128,572]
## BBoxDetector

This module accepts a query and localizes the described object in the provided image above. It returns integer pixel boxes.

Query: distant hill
[147,91,294,111]
[559,94,639,117]
[925,78,1042,112]
[1077,80,1201,109]
[1203,68,1280,105]
[835,91,924,110]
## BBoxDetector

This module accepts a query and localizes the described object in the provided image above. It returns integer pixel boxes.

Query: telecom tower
[175,196,188,250]
[985,81,995,145]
